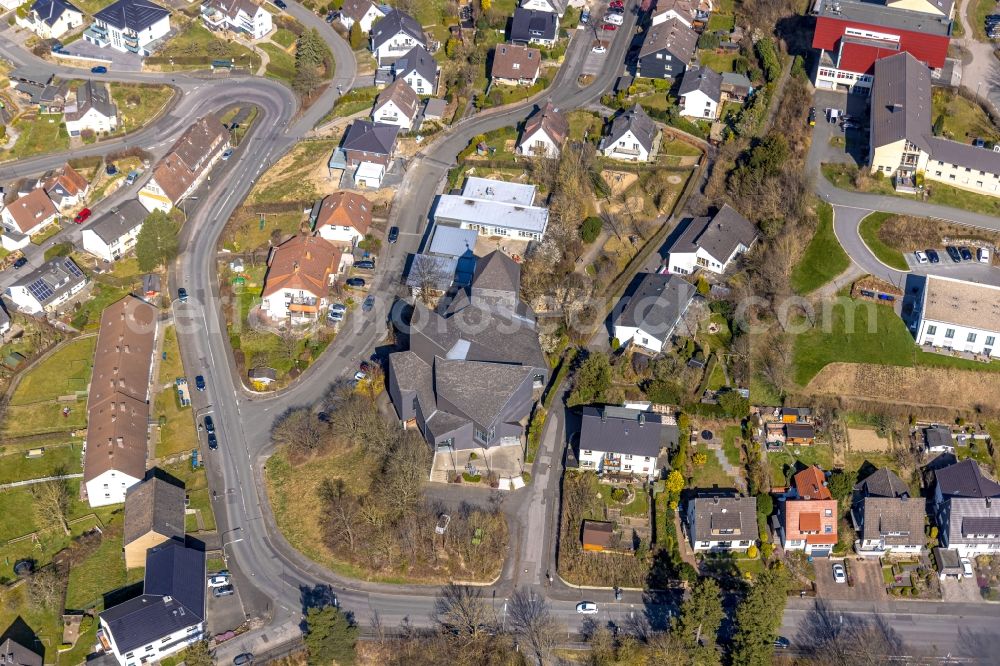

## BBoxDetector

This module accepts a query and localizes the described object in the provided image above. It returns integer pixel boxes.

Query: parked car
[607,4,624,13]
[362,295,375,312]
[926,249,940,264]
[125,170,140,186]
[354,371,367,381]
[195,375,206,391]
[826,108,840,123]
[233,655,254,666]
[614,587,623,601]
[355,260,376,270]
[106,164,118,176]
[330,303,347,313]
[946,246,962,263]
[604,12,623,24]
[90,66,107,74]
[774,637,791,649]
[213,584,235,597]
[914,250,928,264]
[576,601,599,614]
[274,0,286,8]
[208,574,230,588]
[580,10,590,23]
[959,246,974,261]
[345,277,366,288]
[592,42,607,54]
[832,563,847,584]
[973,138,987,148]
[208,432,218,450]
[388,226,399,243]
[808,107,817,126]
[609,0,625,7]
[327,309,344,322]
[961,557,974,578]
[204,415,215,433]
[221,148,234,160]
[13,257,28,269]
[178,287,188,302]
[601,22,618,30]
[979,248,991,263]
[74,208,91,224]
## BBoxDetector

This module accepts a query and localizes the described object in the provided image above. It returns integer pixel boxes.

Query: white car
[592,42,607,54]
[576,601,598,614]
[914,250,928,264]
[208,574,231,588]
[832,563,847,584]
[354,371,367,381]
[603,12,623,25]
[979,248,991,264]
[961,557,974,579]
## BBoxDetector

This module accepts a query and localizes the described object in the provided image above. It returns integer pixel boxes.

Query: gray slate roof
[668,204,757,264]
[579,406,678,458]
[389,350,436,414]
[435,358,533,428]
[602,105,658,153]
[123,477,185,547]
[854,467,910,499]
[689,495,758,542]
[11,257,86,308]
[614,273,695,338]
[678,67,723,104]
[947,497,1000,546]
[371,9,426,52]
[393,45,437,86]
[639,16,697,61]
[510,7,558,43]
[859,496,925,547]
[67,80,117,122]
[0,638,42,666]
[923,424,953,450]
[936,459,1000,499]
[100,542,205,654]
[341,120,399,156]
[94,0,170,32]
[471,250,520,294]
[926,137,1000,176]
[870,52,931,153]
[86,199,148,245]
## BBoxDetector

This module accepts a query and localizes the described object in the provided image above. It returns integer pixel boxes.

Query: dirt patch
[876,214,1000,254]
[601,169,639,196]
[847,427,891,452]
[805,362,1000,411]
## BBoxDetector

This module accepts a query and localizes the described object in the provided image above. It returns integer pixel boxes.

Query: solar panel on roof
[28,279,54,302]
[63,259,83,278]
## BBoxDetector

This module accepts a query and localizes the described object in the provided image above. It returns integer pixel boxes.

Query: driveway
[206,583,248,635]
[814,558,887,601]
[58,41,141,71]
[941,575,983,602]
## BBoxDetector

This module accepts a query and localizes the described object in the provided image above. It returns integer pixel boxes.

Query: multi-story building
[16,0,84,39]
[201,0,273,40]
[7,257,87,314]
[81,199,149,262]
[84,0,171,55]
[852,468,926,557]
[612,273,695,354]
[433,176,550,241]
[576,405,678,480]
[666,204,758,276]
[913,275,1000,358]
[260,235,343,323]
[687,494,759,552]
[933,459,1000,557]
[635,16,697,82]
[312,191,372,247]
[65,80,119,136]
[781,466,838,557]
[139,115,229,212]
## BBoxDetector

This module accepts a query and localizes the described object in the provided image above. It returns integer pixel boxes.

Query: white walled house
[577,406,678,481]
[516,101,567,159]
[371,78,419,130]
[16,0,84,39]
[65,80,119,136]
[311,191,372,247]
[394,45,438,95]
[933,459,1000,557]
[7,257,87,315]
[81,199,149,262]
[84,0,171,55]
[687,495,759,552]
[339,0,386,33]
[519,0,565,16]
[677,67,722,120]
[914,276,1000,358]
[613,273,695,354]
[139,115,229,213]
[370,10,426,67]
[201,0,273,40]
[599,105,659,162]
[433,177,549,241]
[1,189,59,238]
[260,236,342,323]
[666,204,758,276]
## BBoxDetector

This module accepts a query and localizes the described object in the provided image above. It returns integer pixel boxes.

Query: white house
[312,191,372,247]
[81,199,149,262]
[201,0,273,40]
[8,257,87,314]
[519,0,565,16]
[914,276,1000,358]
[576,405,678,481]
[613,273,695,354]
[599,105,659,162]
[393,45,438,95]
[64,80,119,136]
[516,101,568,158]
[371,78,419,130]
[99,542,205,666]
[1,189,59,238]
[651,0,697,27]
[44,163,90,210]
[677,67,722,120]
[934,460,1000,557]
[16,0,84,39]
[261,236,343,323]
[139,115,229,213]
[339,0,387,33]
[84,0,171,55]
[687,495,759,552]
[433,176,549,241]
[370,10,426,67]
[666,204,758,276]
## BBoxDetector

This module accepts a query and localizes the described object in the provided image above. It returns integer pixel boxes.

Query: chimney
[638,413,645,426]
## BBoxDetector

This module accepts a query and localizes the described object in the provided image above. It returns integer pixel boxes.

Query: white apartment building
[914,275,1000,358]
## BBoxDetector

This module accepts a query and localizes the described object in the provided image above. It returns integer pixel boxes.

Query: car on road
[945,246,962,263]
[354,371,367,381]
[832,563,847,584]
[208,574,230,588]
[808,107,816,126]
[979,248,991,264]
[213,584,235,597]
[604,12,623,24]
[355,260,376,270]
[614,587,622,601]
[74,208,91,224]
[388,226,399,243]
[90,66,107,74]
[233,654,254,666]
[959,246,974,261]
[125,170,140,186]
[208,432,218,450]
[274,0,286,7]
[774,637,791,649]
[362,295,375,312]
[221,148,234,160]
[601,22,617,30]
[973,137,986,149]
[926,249,940,264]
[345,277,366,288]
[13,257,28,269]
[178,287,188,302]
[914,250,928,264]
[580,10,590,23]
[592,42,607,54]
[204,415,215,433]
[962,557,974,578]
[576,601,598,614]
[195,375,206,391]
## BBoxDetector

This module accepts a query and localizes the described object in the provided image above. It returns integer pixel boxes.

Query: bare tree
[408,255,450,307]
[27,567,64,610]
[271,407,329,460]
[319,478,361,554]
[434,583,495,640]
[32,478,71,536]
[506,587,559,662]
[795,601,909,666]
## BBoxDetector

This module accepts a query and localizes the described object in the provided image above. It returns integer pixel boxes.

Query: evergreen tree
[348,21,366,50]
[180,640,213,666]
[730,566,789,666]
[675,579,724,653]
[304,605,358,666]
[567,352,612,406]
[135,210,179,272]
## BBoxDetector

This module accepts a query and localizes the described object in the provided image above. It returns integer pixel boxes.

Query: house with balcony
[392,45,439,95]
[201,0,272,40]
[576,405,678,481]
[665,204,758,276]
[16,0,84,40]
[312,191,372,248]
[43,163,89,210]
[84,0,171,55]
[933,459,1000,557]
[260,235,344,323]
[687,494,758,552]
[780,467,837,557]
[612,273,695,354]
[913,276,1000,358]
[1,188,59,240]
[370,9,426,68]
[852,467,926,556]
[599,105,660,162]
[7,257,87,315]
[371,78,420,130]
[65,80,119,136]
[81,199,149,262]
[509,7,558,47]
[516,101,568,158]
[678,67,722,120]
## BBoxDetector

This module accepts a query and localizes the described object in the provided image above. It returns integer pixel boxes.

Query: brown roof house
[516,101,568,159]
[139,115,229,213]
[44,163,90,210]
[581,519,616,552]
[312,191,372,247]
[491,43,541,87]
[1,188,59,239]
[261,235,343,324]
[371,78,420,131]
[84,296,158,507]
[781,496,838,557]
[123,477,185,569]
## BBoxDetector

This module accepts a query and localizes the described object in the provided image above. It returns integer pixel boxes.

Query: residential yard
[721,426,743,468]
[790,201,850,294]
[567,110,603,142]
[151,21,261,71]
[698,50,739,73]
[0,114,69,162]
[261,43,297,83]
[931,88,1000,144]
[109,83,175,134]
[65,518,133,610]
[70,282,131,331]
[0,440,82,484]
[161,459,217,533]
[596,483,650,518]
[154,325,198,458]
[690,442,737,489]
[858,212,909,270]
[483,68,555,108]
[767,445,836,486]
[271,27,297,49]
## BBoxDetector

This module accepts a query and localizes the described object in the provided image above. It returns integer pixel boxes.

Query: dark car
[946,246,962,263]
[345,277,366,288]
[355,260,376,270]
[195,375,206,391]
[959,246,974,261]
[388,226,399,243]
[274,0,286,7]
[213,584,235,597]
[204,415,215,433]
[178,287,188,302]
[13,257,28,269]
[362,295,375,312]
[90,66,108,74]
[808,107,817,126]
[233,654,254,666]
[926,249,940,264]
[774,637,790,649]
[208,432,218,450]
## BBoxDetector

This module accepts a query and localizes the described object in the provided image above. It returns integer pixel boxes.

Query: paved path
[0,473,83,490]
[703,436,746,492]
[955,0,1000,117]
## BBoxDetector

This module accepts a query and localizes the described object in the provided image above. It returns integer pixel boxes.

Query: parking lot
[814,558,887,601]
[940,575,984,602]
[206,576,248,635]
[904,250,1000,286]
[811,89,871,167]
[59,41,142,72]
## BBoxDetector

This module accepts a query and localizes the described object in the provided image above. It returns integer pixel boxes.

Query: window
[583,450,592,456]
[824,525,833,533]
[926,325,937,335]
[825,509,833,517]
[968,332,977,343]
[945,328,955,339]
[624,454,632,460]
[645,456,651,462]
[474,425,494,444]
[987,336,996,346]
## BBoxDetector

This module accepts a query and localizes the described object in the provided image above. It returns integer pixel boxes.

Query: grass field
[721,426,743,468]
[71,282,130,331]
[690,442,738,489]
[65,520,129,609]
[161,459,216,533]
[0,442,82,484]
[1,115,69,162]
[154,325,199,458]
[931,88,1000,143]
[767,445,835,485]
[110,83,175,134]
[271,28,297,49]
[858,212,909,270]
[155,21,260,71]
[790,202,850,294]
[10,336,95,405]
[698,50,739,73]
[261,43,297,83]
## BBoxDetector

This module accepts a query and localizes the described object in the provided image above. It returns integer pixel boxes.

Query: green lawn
[721,426,743,468]
[567,110,603,142]
[858,212,909,271]
[931,88,1000,143]
[706,361,727,391]
[596,484,650,518]
[707,13,736,31]
[1,115,69,162]
[10,336,95,405]
[971,0,997,41]
[109,83,175,134]
[660,138,703,157]
[767,445,836,485]
[154,326,199,458]
[271,28,297,49]
[155,21,260,70]
[790,201,850,294]
[160,460,217,533]
[331,85,378,116]
[0,443,82,484]
[65,520,127,609]
[260,43,297,83]
[690,442,738,490]
[698,50,739,73]
[71,283,131,331]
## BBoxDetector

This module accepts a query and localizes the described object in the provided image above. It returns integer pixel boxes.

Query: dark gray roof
[394,45,437,86]
[579,406,678,458]
[860,497,925,546]
[389,350,435,414]
[923,424,953,449]
[71,80,117,121]
[721,72,752,93]
[86,199,148,245]
[341,120,399,156]
[11,257,86,308]
[32,0,81,27]
[870,52,931,153]
[689,496,758,542]
[639,16,697,61]
[602,105,658,153]
[668,204,757,264]
[815,0,952,37]
[9,66,53,87]
[471,251,520,293]
[961,516,1000,536]
[854,467,910,499]
[435,358,533,428]
[123,477,185,547]
[678,67,723,103]
[371,9,426,52]
[94,0,170,32]
[927,137,1000,176]
[0,638,42,666]
[614,273,695,338]
[100,542,205,654]
[936,459,1000,499]
[946,497,1000,546]
[934,546,961,570]
[785,423,815,439]
[510,7,558,43]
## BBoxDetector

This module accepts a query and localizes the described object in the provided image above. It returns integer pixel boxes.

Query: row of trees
[293,28,332,97]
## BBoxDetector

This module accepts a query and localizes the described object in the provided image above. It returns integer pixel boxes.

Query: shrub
[761,542,774,560]
[469,452,478,460]
[610,487,627,502]
[521,471,531,483]
[692,452,708,466]
[580,216,602,243]
[610,337,620,351]
[747,544,759,559]
[462,472,482,483]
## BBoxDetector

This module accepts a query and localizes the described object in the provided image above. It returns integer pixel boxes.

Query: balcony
[285,296,318,307]
[602,455,621,470]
